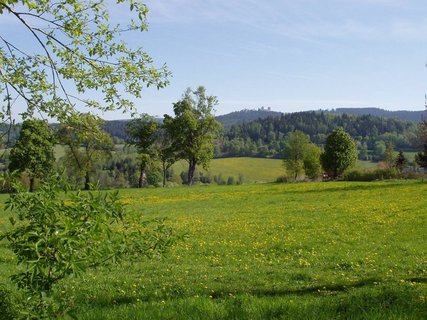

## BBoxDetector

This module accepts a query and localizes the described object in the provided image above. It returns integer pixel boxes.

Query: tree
[125,114,159,188]
[282,131,308,180]
[395,150,407,172]
[9,119,55,192]
[384,142,395,169]
[415,119,427,168]
[58,113,113,190]
[0,1,169,123]
[282,131,321,180]
[321,127,357,179]
[156,127,177,187]
[163,87,222,186]
[303,143,322,179]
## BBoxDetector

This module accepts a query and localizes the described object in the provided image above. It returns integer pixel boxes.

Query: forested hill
[220,111,418,158]
[329,107,426,123]
[215,108,283,128]
[102,108,284,140]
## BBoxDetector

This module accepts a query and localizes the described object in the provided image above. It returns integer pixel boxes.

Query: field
[172,157,380,184]
[172,157,284,183]
[1,180,427,319]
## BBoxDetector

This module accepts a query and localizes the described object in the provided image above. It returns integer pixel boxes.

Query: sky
[2,0,427,119]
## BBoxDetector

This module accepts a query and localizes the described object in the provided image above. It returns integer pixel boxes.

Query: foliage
[0,284,18,320]
[221,111,417,158]
[384,143,395,168]
[282,131,321,180]
[0,0,169,121]
[282,131,308,180]
[125,114,159,188]
[9,119,55,192]
[415,120,427,168]
[0,174,176,318]
[415,144,427,168]
[321,127,357,179]
[343,168,400,181]
[58,113,113,190]
[395,150,407,172]
[163,87,222,185]
[303,143,322,179]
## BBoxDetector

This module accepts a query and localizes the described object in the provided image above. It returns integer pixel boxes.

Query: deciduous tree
[163,87,222,186]
[321,127,357,179]
[125,114,159,188]
[58,113,113,190]
[0,0,169,122]
[9,119,55,192]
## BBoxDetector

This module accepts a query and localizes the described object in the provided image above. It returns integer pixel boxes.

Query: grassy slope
[173,157,284,183]
[1,180,427,319]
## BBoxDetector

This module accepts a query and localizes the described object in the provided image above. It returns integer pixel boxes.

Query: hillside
[329,107,426,123]
[215,108,283,128]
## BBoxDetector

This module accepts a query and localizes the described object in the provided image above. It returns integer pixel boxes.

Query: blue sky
[3,0,427,119]
[133,0,427,118]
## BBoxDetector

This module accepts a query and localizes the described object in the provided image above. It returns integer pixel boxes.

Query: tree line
[220,111,418,159]
[4,86,222,191]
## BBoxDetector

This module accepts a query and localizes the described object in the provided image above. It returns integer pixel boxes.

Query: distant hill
[329,107,426,123]
[101,107,425,141]
[216,108,283,128]
[102,108,284,139]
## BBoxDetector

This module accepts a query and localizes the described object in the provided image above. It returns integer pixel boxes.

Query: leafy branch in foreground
[0,0,170,121]
[0,174,177,318]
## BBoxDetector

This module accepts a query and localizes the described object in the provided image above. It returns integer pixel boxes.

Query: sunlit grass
[0,180,426,319]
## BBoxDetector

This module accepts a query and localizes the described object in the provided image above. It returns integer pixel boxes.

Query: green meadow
[1,180,427,319]
[172,157,379,184]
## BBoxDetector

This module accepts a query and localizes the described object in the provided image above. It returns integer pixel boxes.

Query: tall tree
[303,143,322,179]
[321,127,357,179]
[58,113,113,190]
[384,142,395,169]
[156,127,177,187]
[0,1,169,123]
[282,131,309,180]
[163,87,222,186]
[282,131,322,180]
[125,114,159,188]
[9,119,55,192]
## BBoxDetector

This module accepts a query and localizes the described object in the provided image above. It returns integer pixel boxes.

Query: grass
[1,180,427,319]
[173,157,284,183]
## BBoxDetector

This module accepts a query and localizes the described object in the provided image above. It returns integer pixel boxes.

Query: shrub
[343,168,400,181]
[227,176,235,185]
[0,285,18,320]
[1,174,176,318]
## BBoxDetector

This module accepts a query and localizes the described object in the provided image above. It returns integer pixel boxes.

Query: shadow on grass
[85,276,427,308]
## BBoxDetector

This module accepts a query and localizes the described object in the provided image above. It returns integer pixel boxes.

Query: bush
[0,285,18,320]
[343,168,400,181]
[1,174,176,318]
[227,176,235,185]
[276,176,290,183]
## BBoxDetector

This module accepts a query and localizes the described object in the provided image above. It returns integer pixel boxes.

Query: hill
[329,107,426,123]
[216,108,283,128]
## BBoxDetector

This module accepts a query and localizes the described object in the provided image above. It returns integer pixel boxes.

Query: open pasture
[1,180,427,319]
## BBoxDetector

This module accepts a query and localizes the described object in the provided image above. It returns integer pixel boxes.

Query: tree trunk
[138,165,146,188]
[29,177,35,192]
[188,159,196,186]
[84,171,90,190]
[162,162,167,188]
